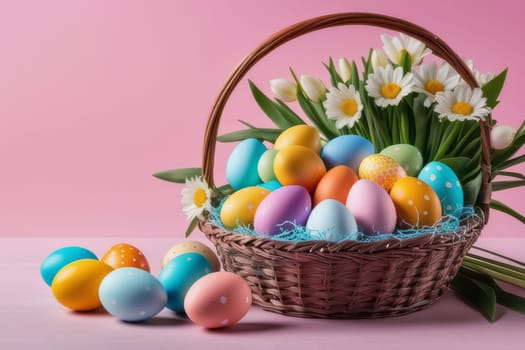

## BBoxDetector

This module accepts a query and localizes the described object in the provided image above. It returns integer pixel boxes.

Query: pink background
[1,0,523,238]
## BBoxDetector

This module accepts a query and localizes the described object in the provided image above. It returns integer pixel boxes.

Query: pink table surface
[2,237,524,350]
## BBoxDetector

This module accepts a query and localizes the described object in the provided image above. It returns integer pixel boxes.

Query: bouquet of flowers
[156,29,525,320]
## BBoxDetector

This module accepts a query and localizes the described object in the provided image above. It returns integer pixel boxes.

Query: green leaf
[248,80,292,129]
[450,269,497,322]
[324,57,344,87]
[217,128,281,143]
[495,171,525,180]
[463,172,482,206]
[399,50,412,74]
[438,157,471,180]
[350,61,360,90]
[153,167,202,183]
[482,68,508,108]
[490,199,525,223]
[492,180,525,191]
[185,217,199,237]
[412,94,430,156]
[274,99,306,126]
[498,154,525,170]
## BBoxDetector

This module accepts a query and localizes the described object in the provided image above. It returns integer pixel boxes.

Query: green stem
[433,122,462,160]
[462,261,525,288]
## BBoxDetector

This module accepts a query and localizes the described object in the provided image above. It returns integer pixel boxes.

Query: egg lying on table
[273,145,326,192]
[346,179,397,235]
[320,135,375,172]
[359,154,407,192]
[157,252,212,313]
[313,165,358,206]
[254,185,311,236]
[380,144,423,176]
[390,177,442,228]
[418,161,464,217]
[40,246,98,286]
[101,243,150,272]
[226,138,267,190]
[99,267,167,322]
[306,199,357,241]
[184,272,252,329]
[162,240,221,272]
[51,259,113,311]
[220,186,270,230]
[274,124,322,153]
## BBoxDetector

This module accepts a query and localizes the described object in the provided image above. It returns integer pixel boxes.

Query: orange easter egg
[313,165,358,206]
[101,243,150,272]
[274,125,321,153]
[390,177,442,228]
[359,154,407,192]
[274,145,326,192]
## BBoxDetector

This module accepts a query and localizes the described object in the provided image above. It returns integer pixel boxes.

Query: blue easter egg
[226,138,267,190]
[306,199,357,241]
[99,267,167,322]
[320,135,375,172]
[157,252,212,313]
[40,246,98,286]
[418,161,464,217]
[258,179,282,191]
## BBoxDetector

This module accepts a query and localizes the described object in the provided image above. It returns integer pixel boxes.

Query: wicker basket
[198,13,492,318]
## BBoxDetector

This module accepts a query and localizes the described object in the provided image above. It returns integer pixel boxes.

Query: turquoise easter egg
[320,135,375,172]
[226,138,267,190]
[40,246,98,286]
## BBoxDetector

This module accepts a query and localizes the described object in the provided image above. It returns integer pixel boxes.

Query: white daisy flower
[181,176,212,220]
[323,83,364,129]
[365,64,415,107]
[434,85,491,122]
[463,59,495,86]
[381,33,431,66]
[413,62,461,107]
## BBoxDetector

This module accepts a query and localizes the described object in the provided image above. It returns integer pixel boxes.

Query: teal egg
[418,161,464,217]
[157,252,212,313]
[257,149,278,182]
[40,246,98,286]
[258,179,282,191]
[226,138,267,190]
[380,144,423,177]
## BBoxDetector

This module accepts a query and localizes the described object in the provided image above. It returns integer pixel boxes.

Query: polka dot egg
[390,177,442,228]
[101,243,150,272]
[220,186,270,230]
[359,154,407,192]
[418,161,464,217]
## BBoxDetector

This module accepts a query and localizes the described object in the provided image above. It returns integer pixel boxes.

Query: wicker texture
[198,13,490,318]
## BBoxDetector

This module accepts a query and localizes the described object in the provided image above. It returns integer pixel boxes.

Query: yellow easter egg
[274,125,321,153]
[274,145,326,192]
[390,177,442,228]
[51,259,113,311]
[359,154,407,192]
[162,240,221,272]
[220,187,270,230]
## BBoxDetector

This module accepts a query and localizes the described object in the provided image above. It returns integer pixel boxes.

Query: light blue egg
[306,199,358,242]
[320,135,375,172]
[99,267,167,322]
[226,138,267,190]
[40,246,98,286]
[418,161,464,217]
[258,179,282,191]
[157,252,212,313]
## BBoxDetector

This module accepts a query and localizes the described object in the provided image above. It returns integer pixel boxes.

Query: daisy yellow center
[193,188,208,208]
[381,83,401,99]
[341,98,358,116]
[451,102,473,116]
[425,80,445,95]
[397,49,413,64]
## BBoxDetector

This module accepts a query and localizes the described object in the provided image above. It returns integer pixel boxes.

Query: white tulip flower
[270,78,297,102]
[300,75,326,102]
[491,125,516,150]
[338,57,352,82]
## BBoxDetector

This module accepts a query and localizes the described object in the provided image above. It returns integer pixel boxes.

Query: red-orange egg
[101,243,150,272]
[313,165,358,206]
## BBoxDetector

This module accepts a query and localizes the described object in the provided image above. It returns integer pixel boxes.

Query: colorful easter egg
[220,187,270,230]
[158,252,212,313]
[258,179,282,191]
[359,154,407,192]
[320,135,375,172]
[99,268,167,322]
[40,246,97,286]
[254,185,311,236]
[162,240,221,272]
[390,177,442,228]
[101,243,150,272]
[226,138,267,190]
[274,125,322,153]
[418,161,464,216]
[313,165,358,206]
[184,272,252,329]
[346,179,397,235]
[257,149,279,183]
[273,145,326,192]
[380,144,423,176]
[306,199,357,241]
[51,259,113,311]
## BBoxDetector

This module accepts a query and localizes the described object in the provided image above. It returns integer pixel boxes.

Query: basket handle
[201,12,492,222]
